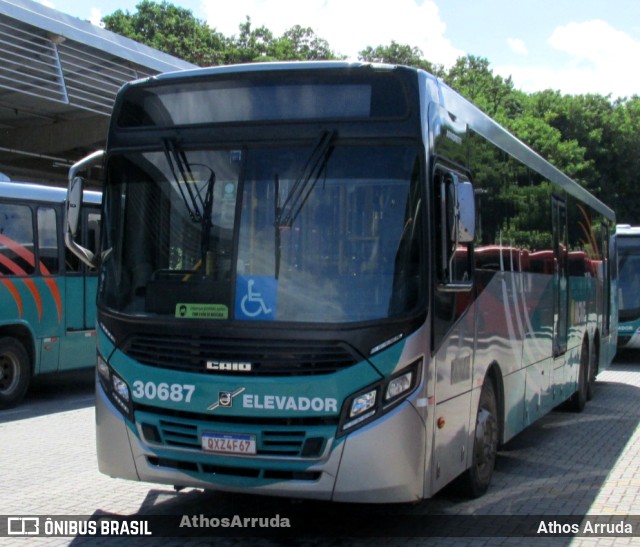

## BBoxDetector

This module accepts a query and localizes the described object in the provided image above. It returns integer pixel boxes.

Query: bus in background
[0,181,100,408]
[616,224,640,349]
[66,62,616,503]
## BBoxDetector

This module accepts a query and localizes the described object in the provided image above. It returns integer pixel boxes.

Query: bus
[65,62,616,502]
[0,181,100,408]
[615,224,640,349]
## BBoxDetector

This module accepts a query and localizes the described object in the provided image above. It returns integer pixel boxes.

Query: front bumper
[95,375,426,503]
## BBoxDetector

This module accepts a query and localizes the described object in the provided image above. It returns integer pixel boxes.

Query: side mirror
[439,172,475,292]
[66,176,83,240]
[454,180,476,243]
[65,150,104,268]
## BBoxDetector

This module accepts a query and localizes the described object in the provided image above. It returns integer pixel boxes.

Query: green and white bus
[615,224,640,349]
[66,62,616,502]
[0,181,100,408]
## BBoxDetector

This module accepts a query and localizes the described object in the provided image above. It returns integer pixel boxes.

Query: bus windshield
[101,142,423,324]
[618,237,640,318]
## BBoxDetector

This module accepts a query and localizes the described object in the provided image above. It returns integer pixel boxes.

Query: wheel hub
[0,358,15,389]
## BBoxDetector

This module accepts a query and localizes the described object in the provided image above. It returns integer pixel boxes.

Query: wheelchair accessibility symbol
[241,279,272,317]
[236,276,277,320]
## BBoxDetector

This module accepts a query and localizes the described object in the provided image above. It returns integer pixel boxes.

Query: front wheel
[459,378,499,498]
[0,337,31,409]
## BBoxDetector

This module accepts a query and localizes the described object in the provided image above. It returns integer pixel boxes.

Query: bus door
[552,196,569,357]
[61,208,100,370]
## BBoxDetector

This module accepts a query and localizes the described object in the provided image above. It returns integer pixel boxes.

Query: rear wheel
[0,337,31,409]
[586,342,598,401]
[460,378,499,498]
[570,342,589,412]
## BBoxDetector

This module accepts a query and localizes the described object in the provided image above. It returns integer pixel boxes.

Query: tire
[460,378,499,498]
[570,343,589,412]
[0,337,31,409]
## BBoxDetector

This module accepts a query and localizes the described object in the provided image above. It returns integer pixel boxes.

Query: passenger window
[37,207,59,274]
[0,203,35,275]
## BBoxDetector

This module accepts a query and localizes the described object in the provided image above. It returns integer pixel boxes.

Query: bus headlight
[338,358,421,436]
[385,369,414,401]
[97,354,110,381]
[112,374,130,402]
[96,352,134,421]
[350,390,377,417]
[341,389,379,432]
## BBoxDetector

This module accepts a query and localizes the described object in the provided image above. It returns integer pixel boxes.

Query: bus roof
[0,181,101,205]
[616,224,640,236]
[131,61,393,85]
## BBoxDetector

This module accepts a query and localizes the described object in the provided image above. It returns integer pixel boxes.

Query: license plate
[202,432,257,455]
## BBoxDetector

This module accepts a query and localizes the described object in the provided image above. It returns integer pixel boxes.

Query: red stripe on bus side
[22,278,43,321]
[0,233,36,266]
[0,252,27,275]
[0,233,62,323]
[0,278,23,318]
[42,277,62,323]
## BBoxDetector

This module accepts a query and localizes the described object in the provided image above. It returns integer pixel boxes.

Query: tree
[608,96,640,221]
[102,0,227,66]
[225,18,340,63]
[358,41,442,74]
[223,17,275,63]
[445,55,520,121]
[104,4,339,65]
[276,25,338,60]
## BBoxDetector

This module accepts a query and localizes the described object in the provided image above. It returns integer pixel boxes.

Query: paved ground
[2,354,640,546]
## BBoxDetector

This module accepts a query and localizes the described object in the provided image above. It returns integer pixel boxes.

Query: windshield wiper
[200,168,216,270]
[273,131,335,279]
[163,139,217,275]
[163,138,203,223]
[276,130,335,229]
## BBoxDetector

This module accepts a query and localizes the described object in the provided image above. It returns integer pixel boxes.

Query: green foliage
[358,41,442,75]
[102,4,340,66]
[445,56,520,120]
[102,0,227,66]
[224,18,341,63]
[102,1,640,224]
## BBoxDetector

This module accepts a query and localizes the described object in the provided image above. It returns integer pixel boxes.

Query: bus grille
[121,334,361,375]
[137,410,330,459]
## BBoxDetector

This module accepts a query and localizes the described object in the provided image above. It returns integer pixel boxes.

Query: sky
[39,0,640,99]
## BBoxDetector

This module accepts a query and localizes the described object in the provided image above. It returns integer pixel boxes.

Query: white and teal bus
[0,181,100,408]
[615,224,640,349]
[66,62,616,502]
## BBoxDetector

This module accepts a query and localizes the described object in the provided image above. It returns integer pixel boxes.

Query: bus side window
[37,207,59,274]
[0,203,35,275]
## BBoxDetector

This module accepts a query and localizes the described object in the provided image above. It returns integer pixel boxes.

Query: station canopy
[0,0,197,188]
